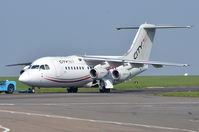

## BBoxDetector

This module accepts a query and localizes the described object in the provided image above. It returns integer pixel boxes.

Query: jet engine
[112,63,132,81]
[112,69,130,81]
[90,62,110,79]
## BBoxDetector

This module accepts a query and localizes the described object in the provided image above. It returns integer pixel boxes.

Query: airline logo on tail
[133,38,146,59]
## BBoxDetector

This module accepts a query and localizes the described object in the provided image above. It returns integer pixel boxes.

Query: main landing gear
[99,88,110,93]
[67,87,78,93]
[99,80,110,93]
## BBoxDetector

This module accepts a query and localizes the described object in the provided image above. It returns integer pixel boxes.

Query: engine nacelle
[112,69,130,81]
[90,68,108,79]
[90,62,110,79]
[112,63,132,81]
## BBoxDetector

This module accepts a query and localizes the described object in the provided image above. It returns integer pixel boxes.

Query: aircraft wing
[6,62,32,67]
[83,56,189,67]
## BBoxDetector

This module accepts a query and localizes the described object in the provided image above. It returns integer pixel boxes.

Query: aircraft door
[39,65,46,83]
[52,61,65,77]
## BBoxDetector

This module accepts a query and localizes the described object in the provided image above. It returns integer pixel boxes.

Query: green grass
[114,76,199,90]
[0,76,199,93]
[156,92,199,97]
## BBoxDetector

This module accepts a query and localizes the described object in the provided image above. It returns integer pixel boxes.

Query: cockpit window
[31,65,39,69]
[45,64,50,70]
[26,65,31,69]
[30,64,50,70]
[39,65,45,70]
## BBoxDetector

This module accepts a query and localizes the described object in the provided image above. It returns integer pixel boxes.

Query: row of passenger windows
[65,66,92,70]
[29,65,91,71]
[30,64,50,70]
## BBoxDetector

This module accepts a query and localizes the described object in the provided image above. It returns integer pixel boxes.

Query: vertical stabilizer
[122,24,156,61]
[119,24,191,61]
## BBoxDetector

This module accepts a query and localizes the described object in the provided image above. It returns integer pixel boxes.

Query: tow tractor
[0,80,35,94]
[0,80,16,94]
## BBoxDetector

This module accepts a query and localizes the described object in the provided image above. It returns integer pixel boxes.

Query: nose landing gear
[28,87,35,93]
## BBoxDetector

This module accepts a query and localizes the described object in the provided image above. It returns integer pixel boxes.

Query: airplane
[7,23,191,93]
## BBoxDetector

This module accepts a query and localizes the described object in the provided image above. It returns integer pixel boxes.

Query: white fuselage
[19,55,146,88]
[19,56,93,87]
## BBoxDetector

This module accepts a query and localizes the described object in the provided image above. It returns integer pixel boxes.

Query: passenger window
[74,67,76,70]
[68,67,70,70]
[79,66,81,70]
[82,67,84,70]
[71,67,73,70]
[31,65,39,69]
[40,65,45,70]
[65,67,67,70]
[77,66,78,70]
[45,64,50,70]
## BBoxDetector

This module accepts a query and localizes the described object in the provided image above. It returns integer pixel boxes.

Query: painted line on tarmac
[42,102,199,105]
[0,109,196,132]
[0,104,14,106]
[0,125,10,132]
[189,120,199,123]
[1,102,199,106]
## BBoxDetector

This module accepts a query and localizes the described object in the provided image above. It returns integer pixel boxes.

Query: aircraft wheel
[67,88,73,93]
[72,87,78,93]
[28,88,35,93]
[99,89,104,93]
[6,84,14,94]
[105,88,110,93]
[99,87,110,93]
[67,87,78,93]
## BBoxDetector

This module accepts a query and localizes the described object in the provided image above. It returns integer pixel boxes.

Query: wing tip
[5,62,32,67]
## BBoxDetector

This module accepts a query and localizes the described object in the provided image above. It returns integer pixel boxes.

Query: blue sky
[0,0,198,76]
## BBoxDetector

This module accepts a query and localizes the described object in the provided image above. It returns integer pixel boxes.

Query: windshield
[0,81,5,85]
[30,64,50,70]
[45,64,50,70]
[31,65,39,69]
[40,65,45,70]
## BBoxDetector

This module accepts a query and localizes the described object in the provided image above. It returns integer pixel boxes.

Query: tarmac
[0,86,199,132]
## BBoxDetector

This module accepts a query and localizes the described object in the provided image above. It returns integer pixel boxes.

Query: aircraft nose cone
[19,72,29,84]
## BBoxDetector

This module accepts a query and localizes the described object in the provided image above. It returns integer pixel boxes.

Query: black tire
[5,84,14,94]
[72,87,78,93]
[28,88,35,93]
[67,87,78,93]
[99,87,110,93]
[105,88,110,93]
[67,88,73,93]
[99,89,104,93]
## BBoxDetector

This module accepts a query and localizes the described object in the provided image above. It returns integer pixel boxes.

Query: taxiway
[0,87,199,132]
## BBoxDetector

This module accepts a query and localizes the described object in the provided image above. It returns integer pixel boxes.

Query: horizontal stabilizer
[116,25,192,30]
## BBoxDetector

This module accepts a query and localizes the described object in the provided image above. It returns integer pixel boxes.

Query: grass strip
[0,76,199,93]
[156,92,199,97]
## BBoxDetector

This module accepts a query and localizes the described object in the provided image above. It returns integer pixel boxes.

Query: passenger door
[39,65,46,83]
